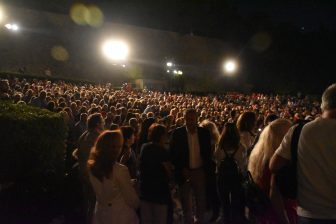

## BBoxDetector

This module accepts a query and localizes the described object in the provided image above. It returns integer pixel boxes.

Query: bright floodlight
[224,60,237,73]
[11,24,19,31]
[102,40,129,61]
[167,70,170,73]
[5,23,11,29]
[5,23,19,31]
[167,62,173,67]
[177,70,183,75]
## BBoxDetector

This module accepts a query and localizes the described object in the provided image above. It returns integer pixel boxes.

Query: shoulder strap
[291,123,306,164]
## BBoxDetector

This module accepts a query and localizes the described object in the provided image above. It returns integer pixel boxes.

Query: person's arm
[270,175,290,224]
[117,166,140,209]
[120,147,131,164]
[269,155,290,173]
[72,148,79,160]
[269,126,296,173]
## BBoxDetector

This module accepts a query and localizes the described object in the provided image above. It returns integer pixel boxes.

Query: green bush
[0,101,67,186]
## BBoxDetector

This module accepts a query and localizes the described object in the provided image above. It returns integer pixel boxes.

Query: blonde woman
[88,130,140,224]
[200,119,220,152]
[248,119,295,224]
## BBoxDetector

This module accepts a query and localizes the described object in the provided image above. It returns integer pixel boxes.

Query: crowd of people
[1,77,335,224]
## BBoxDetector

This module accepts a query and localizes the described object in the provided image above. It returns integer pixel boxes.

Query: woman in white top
[88,130,140,224]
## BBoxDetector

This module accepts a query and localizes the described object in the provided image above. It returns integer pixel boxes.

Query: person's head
[237,111,257,133]
[184,108,198,133]
[264,113,279,126]
[129,118,139,134]
[113,115,122,125]
[80,113,88,123]
[148,123,167,146]
[120,126,135,147]
[218,122,240,151]
[321,83,336,119]
[248,118,292,182]
[87,113,105,132]
[200,119,220,144]
[39,90,47,100]
[110,123,119,130]
[87,130,124,182]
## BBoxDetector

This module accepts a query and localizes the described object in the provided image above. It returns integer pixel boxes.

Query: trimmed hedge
[0,101,68,223]
[0,101,67,185]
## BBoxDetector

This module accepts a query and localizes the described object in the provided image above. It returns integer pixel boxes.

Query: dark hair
[148,123,167,143]
[184,108,197,117]
[46,101,55,112]
[138,117,156,144]
[237,111,256,133]
[88,130,123,182]
[109,123,119,130]
[218,122,240,150]
[264,114,278,125]
[87,113,103,130]
[120,126,135,141]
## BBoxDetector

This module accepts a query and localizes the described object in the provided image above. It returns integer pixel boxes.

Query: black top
[139,142,170,204]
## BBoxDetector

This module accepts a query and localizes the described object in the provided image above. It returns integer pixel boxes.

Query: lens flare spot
[251,32,272,52]
[86,5,104,27]
[70,3,89,25]
[51,46,69,62]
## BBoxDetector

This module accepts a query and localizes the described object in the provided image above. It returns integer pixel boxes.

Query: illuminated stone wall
[0,4,231,90]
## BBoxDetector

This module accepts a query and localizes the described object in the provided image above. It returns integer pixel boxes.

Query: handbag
[243,171,272,217]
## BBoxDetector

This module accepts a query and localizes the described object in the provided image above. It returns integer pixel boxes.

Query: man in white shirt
[171,108,213,224]
[270,84,336,224]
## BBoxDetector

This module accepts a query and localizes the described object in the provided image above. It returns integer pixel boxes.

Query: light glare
[102,40,129,61]
[5,23,11,29]
[167,62,173,67]
[5,23,19,32]
[0,8,3,23]
[11,24,19,31]
[224,60,237,73]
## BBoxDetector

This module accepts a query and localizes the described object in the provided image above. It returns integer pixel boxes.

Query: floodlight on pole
[102,39,129,61]
[223,60,237,74]
[166,62,173,67]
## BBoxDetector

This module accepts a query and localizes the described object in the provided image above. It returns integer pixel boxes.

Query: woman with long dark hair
[215,122,247,223]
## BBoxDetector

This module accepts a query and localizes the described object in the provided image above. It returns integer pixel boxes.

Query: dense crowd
[1,77,335,224]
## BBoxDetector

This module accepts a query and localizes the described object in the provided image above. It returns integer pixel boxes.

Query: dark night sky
[4,0,336,35]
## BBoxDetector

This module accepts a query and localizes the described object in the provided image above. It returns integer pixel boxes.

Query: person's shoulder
[303,118,336,134]
[142,142,152,148]
[172,126,186,135]
[114,163,128,172]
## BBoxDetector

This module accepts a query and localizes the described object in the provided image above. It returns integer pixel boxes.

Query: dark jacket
[170,126,213,185]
